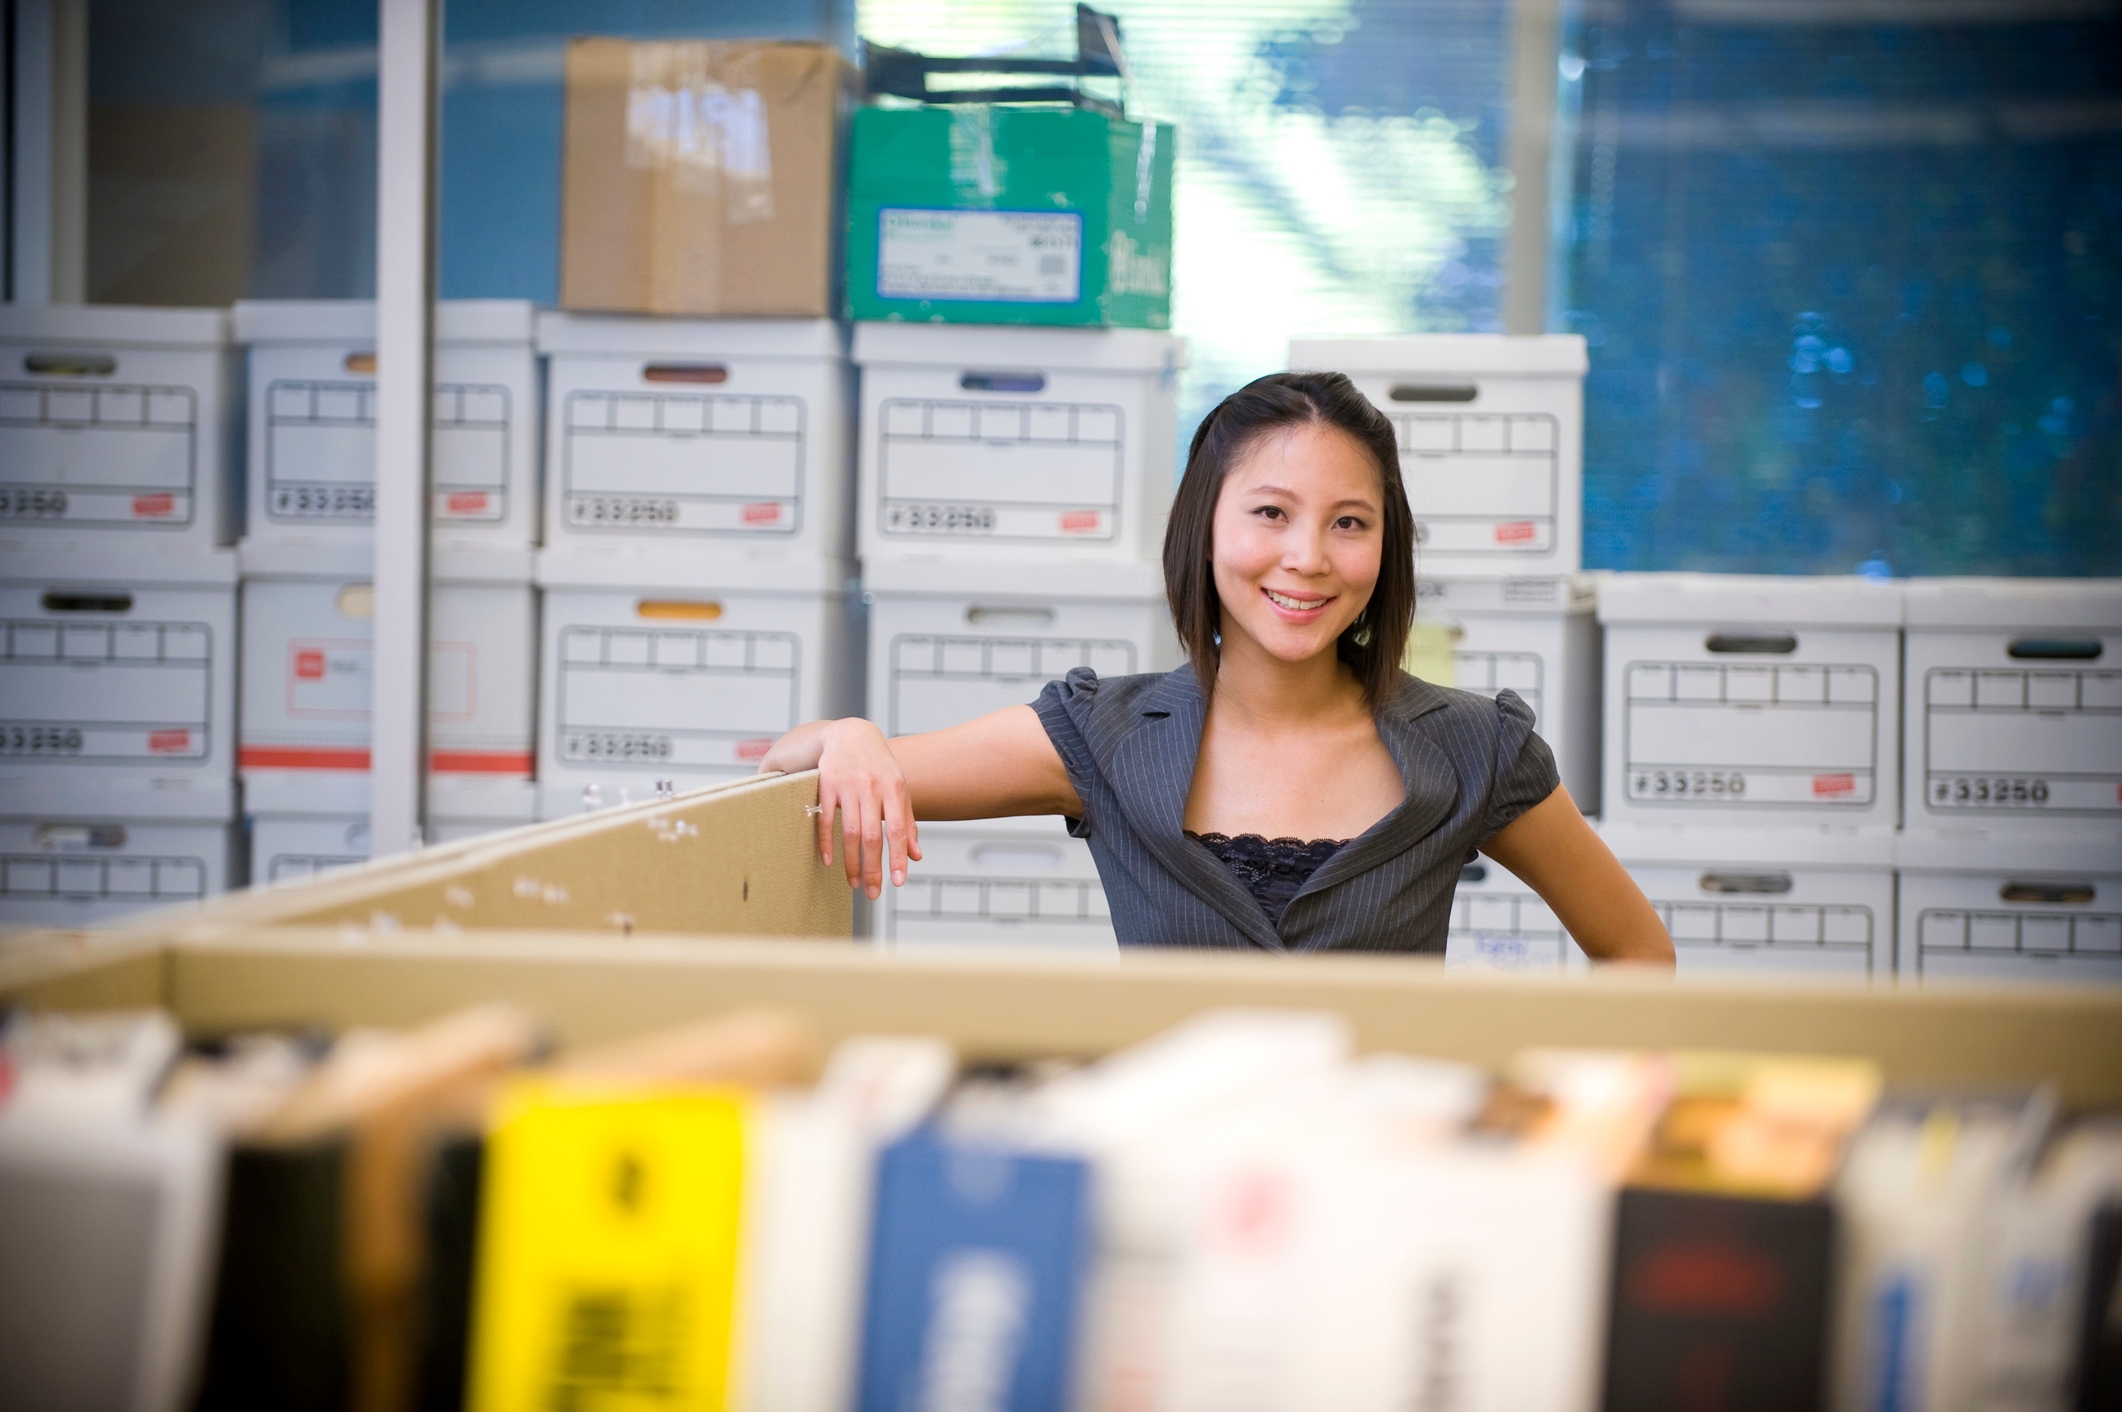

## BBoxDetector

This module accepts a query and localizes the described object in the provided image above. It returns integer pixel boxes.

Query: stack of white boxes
[0,306,243,927]
[857,324,1185,950]
[1596,574,1904,979]
[533,314,860,821]
[1896,580,2121,986]
[233,301,542,880]
[1290,335,1598,973]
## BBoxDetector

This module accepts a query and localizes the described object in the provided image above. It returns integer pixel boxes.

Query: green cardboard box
[846,104,1174,328]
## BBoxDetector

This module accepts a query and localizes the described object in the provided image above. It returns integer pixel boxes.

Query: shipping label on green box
[848,105,1174,328]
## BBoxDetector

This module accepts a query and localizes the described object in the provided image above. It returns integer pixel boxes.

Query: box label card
[879,210,1083,304]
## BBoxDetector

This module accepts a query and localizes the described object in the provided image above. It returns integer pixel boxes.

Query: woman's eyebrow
[1241,483,1378,512]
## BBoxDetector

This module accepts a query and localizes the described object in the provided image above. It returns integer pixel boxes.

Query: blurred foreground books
[1,1006,2117,1412]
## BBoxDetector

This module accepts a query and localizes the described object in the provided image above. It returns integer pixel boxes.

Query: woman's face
[1209,421,1386,669]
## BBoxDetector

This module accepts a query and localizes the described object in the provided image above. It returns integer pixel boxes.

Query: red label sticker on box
[446,492,490,515]
[1812,773,1856,797]
[1495,521,1537,544]
[742,502,782,525]
[294,649,327,681]
[735,738,774,762]
[148,728,191,754]
[1060,510,1102,534]
[133,493,176,518]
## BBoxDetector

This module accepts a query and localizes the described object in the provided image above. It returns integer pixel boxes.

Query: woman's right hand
[761,718,921,900]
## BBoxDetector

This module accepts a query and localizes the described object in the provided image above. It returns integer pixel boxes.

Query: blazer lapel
[1292,675,1462,900]
[1105,667,1287,952]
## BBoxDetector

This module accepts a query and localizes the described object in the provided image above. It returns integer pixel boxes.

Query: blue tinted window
[1566,5,2122,576]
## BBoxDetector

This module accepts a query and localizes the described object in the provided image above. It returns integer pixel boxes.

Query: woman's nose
[1281,524,1332,574]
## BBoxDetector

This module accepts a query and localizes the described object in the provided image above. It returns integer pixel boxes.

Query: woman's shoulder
[1385,672,1539,738]
[1041,664,1189,718]
[1035,665,1195,758]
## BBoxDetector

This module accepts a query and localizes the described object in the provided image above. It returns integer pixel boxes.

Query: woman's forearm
[1480,787,1676,966]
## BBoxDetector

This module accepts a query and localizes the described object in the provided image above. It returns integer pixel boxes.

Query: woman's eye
[1335,515,1367,530]
[1255,505,1286,520]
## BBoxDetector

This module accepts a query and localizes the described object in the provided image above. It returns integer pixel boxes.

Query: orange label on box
[1060,510,1102,533]
[132,493,176,518]
[1495,521,1537,544]
[742,502,781,525]
[295,649,327,680]
[148,729,191,753]
[1812,773,1856,797]
[734,738,773,762]
[447,492,491,515]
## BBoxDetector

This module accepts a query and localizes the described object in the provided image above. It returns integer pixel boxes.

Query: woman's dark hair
[1162,370,1414,709]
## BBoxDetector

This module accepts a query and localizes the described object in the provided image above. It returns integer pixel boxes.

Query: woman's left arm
[1479,786,1676,966]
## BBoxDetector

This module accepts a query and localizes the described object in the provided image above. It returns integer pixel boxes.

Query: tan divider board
[6,932,2120,1107]
[152,770,850,940]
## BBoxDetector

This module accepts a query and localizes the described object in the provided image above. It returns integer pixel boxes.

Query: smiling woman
[759,371,1674,962]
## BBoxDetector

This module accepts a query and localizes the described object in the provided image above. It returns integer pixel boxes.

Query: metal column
[371,0,439,856]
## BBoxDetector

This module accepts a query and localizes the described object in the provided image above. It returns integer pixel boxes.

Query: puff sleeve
[1475,688,1563,842]
[1030,667,1103,838]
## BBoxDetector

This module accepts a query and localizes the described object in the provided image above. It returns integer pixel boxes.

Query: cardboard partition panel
[155,770,849,942]
[5,932,2122,1108]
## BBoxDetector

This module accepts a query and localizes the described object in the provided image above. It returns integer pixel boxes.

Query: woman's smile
[1262,585,1335,621]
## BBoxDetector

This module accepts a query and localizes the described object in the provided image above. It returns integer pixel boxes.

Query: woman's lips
[1261,585,1333,621]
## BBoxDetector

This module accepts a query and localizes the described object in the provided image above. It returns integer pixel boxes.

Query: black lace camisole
[1186,831,1347,929]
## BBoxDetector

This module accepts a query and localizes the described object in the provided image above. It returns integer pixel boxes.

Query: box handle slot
[966,606,1056,627]
[1700,871,1794,895]
[1705,632,1798,654]
[1459,862,1489,883]
[1388,382,1477,403]
[345,352,377,374]
[643,363,728,384]
[969,843,1063,871]
[35,824,126,850]
[24,351,116,377]
[637,600,723,621]
[41,591,133,613]
[2000,881,2095,905]
[2006,637,2102,661]
[961,372,1046,394]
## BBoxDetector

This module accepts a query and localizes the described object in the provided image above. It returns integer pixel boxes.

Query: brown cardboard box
[560,38,852,317]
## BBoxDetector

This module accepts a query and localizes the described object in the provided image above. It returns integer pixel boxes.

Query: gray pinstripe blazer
[1031,665,1560,953]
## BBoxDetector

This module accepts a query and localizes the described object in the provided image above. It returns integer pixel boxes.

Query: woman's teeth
[1264,588,1328,611]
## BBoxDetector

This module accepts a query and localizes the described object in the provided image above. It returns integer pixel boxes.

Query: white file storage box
[1598,574,1902,828]
[0,817,235,929]
[1289,334,1586,574]
[1417,574,1600,812]
[1896,830,2122,987]
[1903,578,2122,836]
[534,572,860,818]
[537,313,851,573]
[854,322,1183,567]
[863,558,1178,736]
[234,300,542,558]
[1445,857,1588,974]
[1603,822,1894,979]
[878,816,1116,952]
[0,557,238,818]
[239,576,537,787]
[0,304,240,553]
